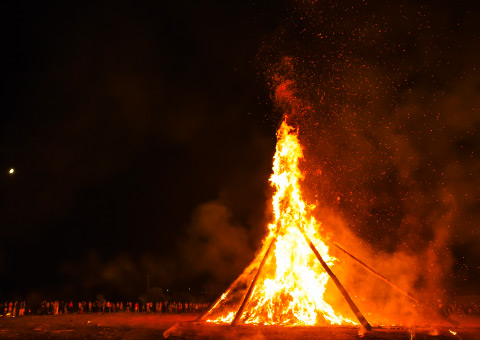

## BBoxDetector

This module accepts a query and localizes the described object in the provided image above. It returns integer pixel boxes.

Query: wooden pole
[297,226,372,331]
[196,288,231,322]
[197,256,261,321]
[231,236,277,326]
[332,242,460,326]
[334,242,460,326]
[332,242,419,304]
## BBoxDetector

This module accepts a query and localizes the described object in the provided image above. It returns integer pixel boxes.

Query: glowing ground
[1,313,479,339]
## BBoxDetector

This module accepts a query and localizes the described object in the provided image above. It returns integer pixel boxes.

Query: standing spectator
[20,301,25,316]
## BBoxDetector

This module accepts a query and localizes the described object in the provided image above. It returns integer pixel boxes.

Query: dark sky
[1,1,479,302]
[0,1,283,300]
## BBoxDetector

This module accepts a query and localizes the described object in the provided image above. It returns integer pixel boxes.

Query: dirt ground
[0,313,479,340]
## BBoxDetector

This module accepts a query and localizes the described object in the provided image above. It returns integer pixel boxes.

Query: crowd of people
[1,300,210,317]
[3,299,479,319]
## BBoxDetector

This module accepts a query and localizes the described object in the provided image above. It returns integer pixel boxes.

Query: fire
[206,119,355,326]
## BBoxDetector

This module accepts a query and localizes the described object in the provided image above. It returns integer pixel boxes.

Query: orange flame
[206,119,355,326]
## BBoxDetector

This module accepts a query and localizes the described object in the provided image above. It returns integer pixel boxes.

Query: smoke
[181,200,255,293]
[57,251,183,301]
[180,128,274,294]
[256,0,479,322]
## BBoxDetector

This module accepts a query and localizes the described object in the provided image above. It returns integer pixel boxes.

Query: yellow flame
[206,311,236,324]
[449,329,457,335]
[207,119,354,325]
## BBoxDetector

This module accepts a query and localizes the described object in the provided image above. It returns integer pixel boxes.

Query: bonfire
[198,118,373,329]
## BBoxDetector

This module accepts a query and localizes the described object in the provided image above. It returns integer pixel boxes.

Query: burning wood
[202,116,457,330]
[205,119,360,327]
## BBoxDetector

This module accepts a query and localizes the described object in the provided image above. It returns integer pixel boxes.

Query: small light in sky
[9,168,14,174]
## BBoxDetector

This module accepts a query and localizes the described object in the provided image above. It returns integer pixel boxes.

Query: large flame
[206,119,355,326]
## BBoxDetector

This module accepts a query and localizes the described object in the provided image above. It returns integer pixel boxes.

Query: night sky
[1,1,479,302]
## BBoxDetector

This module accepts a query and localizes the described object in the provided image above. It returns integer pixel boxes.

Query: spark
[9,168,14,174]
[449,330,457,335]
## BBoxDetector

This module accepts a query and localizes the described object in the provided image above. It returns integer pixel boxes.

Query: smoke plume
[258,0,479,321]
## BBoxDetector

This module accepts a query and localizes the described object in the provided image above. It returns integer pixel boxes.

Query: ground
[0,313,479,339]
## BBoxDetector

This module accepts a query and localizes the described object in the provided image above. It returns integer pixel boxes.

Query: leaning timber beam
[332,242,459,327]
[196,288,231,322]
[231,236,277,326]
[332,242,419,304]
[297,225,372,331]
